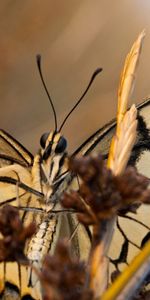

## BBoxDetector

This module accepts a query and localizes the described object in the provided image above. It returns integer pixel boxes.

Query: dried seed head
[0,205,36,263]
[62,155,150,231]
[39,240,93,300]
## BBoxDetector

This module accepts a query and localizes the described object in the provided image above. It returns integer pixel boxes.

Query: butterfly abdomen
[27,216,57,261]
[27,214,58,287]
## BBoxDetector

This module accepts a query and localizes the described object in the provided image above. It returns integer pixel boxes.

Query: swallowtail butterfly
[0,48,150,299]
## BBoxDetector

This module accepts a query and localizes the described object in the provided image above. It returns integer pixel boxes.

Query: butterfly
[1,96,150,299]
[0,31,150,299]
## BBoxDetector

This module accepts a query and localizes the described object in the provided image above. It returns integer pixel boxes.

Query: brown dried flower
[62,155,150,226]
[39,240,93,300]
[0,204,36,263]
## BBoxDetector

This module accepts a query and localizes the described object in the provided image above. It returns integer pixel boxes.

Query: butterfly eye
[40,132,49,149]
[55,136,67,153]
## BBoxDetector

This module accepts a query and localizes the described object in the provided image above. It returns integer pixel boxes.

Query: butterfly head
[40,131,67,160]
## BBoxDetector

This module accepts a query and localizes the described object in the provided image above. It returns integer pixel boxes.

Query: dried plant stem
[108,104,137,175]
[101,240,150,300]
[108,30,145,172]
[89,243,108,297]
[89,219,115,297]
[117,30,145,127]
[89,31,145,299]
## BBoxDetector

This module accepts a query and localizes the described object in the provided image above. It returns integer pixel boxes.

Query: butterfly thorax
[31,131,69,202]
[39,131,69,201]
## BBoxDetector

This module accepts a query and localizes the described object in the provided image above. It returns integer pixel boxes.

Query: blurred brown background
[0,0,150,154]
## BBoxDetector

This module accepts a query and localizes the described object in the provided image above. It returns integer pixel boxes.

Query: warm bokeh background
[0,0,150,153]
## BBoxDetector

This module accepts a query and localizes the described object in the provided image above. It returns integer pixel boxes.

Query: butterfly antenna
[36,54,57,131]
[59,67,103,132]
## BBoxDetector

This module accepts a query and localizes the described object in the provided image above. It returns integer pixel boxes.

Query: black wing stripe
[110,239,129,266]
[0,176,44,198]
[122,215,150,230]
[0,193,27,206]
[72,118,116,157]
[0,129,33,166]
[117,219,140,250]
[0,153,28,166]
[137,97,150,110]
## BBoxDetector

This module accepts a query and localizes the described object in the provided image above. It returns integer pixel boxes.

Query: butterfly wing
[74,98,150,281]
[0,131,42,299]
[0,130,36,223]
[0,130,43,210]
